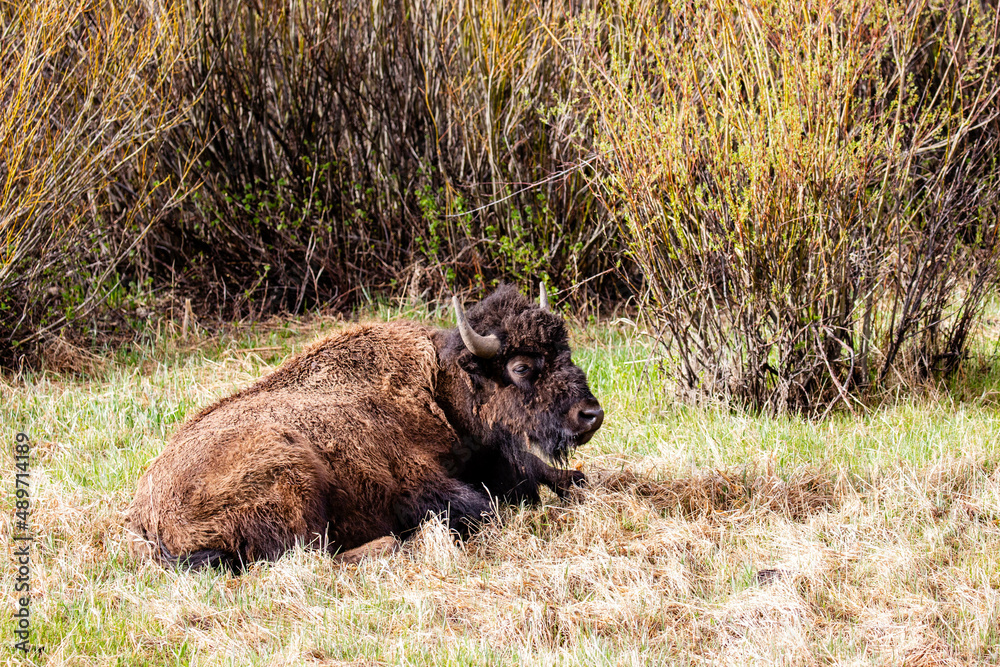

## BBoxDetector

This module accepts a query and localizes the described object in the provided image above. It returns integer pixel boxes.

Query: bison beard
[126,285,603,571]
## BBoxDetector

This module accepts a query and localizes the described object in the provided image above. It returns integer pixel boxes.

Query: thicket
[589,0,1000,413]
[2,0,999,414]
[154,0,613,317]
[1,0,614,365]
[0,0,192,364]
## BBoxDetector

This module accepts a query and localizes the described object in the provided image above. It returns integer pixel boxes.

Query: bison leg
[443,483,495,537]
[539,463,587,499]
[156,538,244,573]
[394,477,493,539]
[335,536,400,564]
[507,450,586,500]
[475,449,586,502]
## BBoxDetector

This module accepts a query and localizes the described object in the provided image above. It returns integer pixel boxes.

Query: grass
[2,301,1000,665]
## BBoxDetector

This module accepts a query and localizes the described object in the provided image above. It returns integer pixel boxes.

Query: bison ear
[457,350,489,377]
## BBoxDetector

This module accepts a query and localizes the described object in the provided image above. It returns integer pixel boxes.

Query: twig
[443,155,598,219]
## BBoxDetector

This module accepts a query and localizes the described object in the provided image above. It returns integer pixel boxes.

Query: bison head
[439,284,604,463]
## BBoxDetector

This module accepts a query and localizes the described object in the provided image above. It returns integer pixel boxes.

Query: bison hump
[266,321,438,397]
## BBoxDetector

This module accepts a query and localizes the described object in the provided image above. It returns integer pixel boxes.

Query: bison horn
[452,296,500,358]
[539,283,549,310]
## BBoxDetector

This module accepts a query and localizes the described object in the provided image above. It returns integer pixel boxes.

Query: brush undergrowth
[0,0,194,365]
[2,0,620,365]
[2,302,999,665]
[586,0,1000,413]
[161,0,613,317]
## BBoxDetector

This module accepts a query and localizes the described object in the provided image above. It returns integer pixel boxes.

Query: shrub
[586,0,1000,413]
[0,0,191,365]
[152,0,615,317]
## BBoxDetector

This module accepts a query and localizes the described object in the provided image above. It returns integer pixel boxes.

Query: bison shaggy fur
[126,285,603,570]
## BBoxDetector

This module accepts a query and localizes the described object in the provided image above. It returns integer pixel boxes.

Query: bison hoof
[554,469,587,499]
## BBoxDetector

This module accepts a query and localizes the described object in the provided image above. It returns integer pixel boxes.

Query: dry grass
[2,308,1000,665]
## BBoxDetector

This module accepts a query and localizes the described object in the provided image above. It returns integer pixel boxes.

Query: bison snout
[567,398,604,444]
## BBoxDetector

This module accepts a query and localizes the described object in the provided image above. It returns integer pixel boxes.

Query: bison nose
[568,398,604,441]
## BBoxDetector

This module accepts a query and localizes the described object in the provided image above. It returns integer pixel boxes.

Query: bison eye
[506,355,539,384]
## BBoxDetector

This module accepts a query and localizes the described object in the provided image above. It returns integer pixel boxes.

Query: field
[4,0,1000,663]
[3,301,1000,666]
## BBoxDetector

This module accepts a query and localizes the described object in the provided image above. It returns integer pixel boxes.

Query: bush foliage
[153,0,612,316]
[0,0,191,363]
[588,0,1000,412]
[1,0,615,363]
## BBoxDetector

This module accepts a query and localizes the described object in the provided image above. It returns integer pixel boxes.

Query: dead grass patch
[3,322,1000,664]
[596,463,838,522]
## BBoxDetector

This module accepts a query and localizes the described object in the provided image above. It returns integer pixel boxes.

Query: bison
[126,285,603,569]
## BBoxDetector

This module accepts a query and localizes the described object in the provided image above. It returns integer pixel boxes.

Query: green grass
[2,303,1000,665]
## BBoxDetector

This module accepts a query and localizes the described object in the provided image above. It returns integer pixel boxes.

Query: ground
[2,300,999,666]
